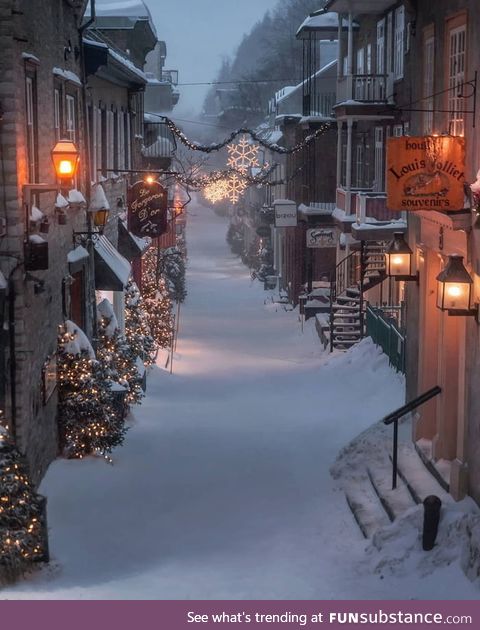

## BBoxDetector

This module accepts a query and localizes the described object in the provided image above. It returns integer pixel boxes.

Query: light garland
[163,116,332,155]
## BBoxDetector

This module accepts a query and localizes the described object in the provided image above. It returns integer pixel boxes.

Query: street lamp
[436,254,477,317]
[385,232,418,282]
[51,139,80,182]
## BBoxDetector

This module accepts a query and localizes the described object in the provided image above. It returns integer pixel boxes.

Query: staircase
[332,419,452,540]
[328,241,387,351]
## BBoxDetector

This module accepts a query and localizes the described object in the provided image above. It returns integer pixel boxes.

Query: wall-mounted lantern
[385,232,419,282]
[51,139,80,182]
[436,255,477,317]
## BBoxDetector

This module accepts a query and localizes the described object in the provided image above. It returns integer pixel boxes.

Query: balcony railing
[337,74,394,104]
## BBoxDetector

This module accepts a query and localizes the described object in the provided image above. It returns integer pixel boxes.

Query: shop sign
[386,136,465,211]
[274,200,297,227]
[306,228,337,248]
[128,181,168,237]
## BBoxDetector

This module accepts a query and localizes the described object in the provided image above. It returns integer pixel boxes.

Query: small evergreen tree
[0,421,45,580]
[141,247,174,350]
[96,299,144,407]
[57,321,127,459]
[160,247,187,303]
[124,279,157,365]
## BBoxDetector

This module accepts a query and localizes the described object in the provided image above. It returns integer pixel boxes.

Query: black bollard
[422,495,442,551]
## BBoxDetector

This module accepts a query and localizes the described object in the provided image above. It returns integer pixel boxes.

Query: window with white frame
[355,144,365,188]
[54,88,61,140]
[394,6,405,79]
[374,127,384,191]
[125,112,131,169]
[25,74,38,183]
[65,94,76,142]
[117,110,125,171]
[387,12,393,74]
[447,23,466,136]
[366,43,372,74]
[356,48,365,74]
[106,109,114,172]
[377,19,385,74]
[423,32,435,134]
[96,107,103,178]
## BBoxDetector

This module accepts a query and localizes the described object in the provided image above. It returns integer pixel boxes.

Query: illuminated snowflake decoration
[204,179,229,204]
[225,174,247,204]
[227,135,260,174]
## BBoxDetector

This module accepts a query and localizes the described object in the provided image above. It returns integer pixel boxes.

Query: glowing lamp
[436,255,474,314]
[385,232,417,280]
[93,208,110,230]
[51,139,80,181]
[145,175,155,185]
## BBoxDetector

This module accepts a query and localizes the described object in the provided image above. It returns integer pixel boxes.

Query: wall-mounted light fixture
[436,254,478,318]
[385,232,419,282]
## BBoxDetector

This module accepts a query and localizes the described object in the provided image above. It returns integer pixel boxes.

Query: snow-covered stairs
[330,289,362,350]
[332,421,452,540]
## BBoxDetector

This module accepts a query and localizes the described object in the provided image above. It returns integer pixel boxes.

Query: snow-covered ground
[3,200,478,599]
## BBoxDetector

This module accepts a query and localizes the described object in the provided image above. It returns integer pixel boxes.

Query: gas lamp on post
[51,139,80,185]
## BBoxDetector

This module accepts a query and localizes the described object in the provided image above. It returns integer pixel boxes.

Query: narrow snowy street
[3,200,477,599]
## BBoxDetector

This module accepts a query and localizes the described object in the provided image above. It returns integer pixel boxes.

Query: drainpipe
[347,12,353,98]
[8,274,17,441]
[78,0,97,341]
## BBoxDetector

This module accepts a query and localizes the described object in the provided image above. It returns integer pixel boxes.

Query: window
[423,30,435,134]
[374,127,384,192]
[106,109,114,172]
[377,19,385,75]
[447,21,466,136]
[355,144,365,188]
[125,112,131,169]
[54,87,61,140]
[117,110,125,171]
[25,74,38,183]
[95,107,103,179]
[366,43,372,74]
[394,6,405,79]
[65,94,77,141]
[387,12,393,74]
[357,48,365,74]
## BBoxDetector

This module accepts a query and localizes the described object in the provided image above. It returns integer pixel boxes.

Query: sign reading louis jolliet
[128,180,168,237]
[386,136,465,211]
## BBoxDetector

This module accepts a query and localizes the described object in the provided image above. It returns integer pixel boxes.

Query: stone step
[367,465,416,521]
[333,340,359,348]
[332,304,360,311]
[392,444,452,505]
[336,295,359,304]
[345,480,392,538]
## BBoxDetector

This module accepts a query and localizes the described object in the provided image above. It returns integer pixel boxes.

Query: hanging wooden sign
[128,181,168,237]
[386,136,465,211]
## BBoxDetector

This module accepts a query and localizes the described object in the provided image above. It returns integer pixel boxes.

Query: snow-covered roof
[67,245,90,264]
[63,320,95,358]
[85,0,157,37]
[297,11,339,34]
[53,67,82,86]
[94,235,131,288]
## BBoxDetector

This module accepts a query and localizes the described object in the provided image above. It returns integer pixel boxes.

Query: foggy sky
[147,0,280,119]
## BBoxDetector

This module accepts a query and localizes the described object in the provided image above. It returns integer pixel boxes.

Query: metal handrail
[382,386,442,490]
[329,251,361,352]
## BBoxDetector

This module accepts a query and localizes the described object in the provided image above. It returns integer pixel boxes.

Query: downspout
[78,0,97,341]
[8,275,17,441]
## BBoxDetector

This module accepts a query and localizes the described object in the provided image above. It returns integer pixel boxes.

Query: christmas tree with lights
[141,246,174,350]
[159,246,187,304]
[124,279,157,365]
[57,321,127,459]
[0,417,45,581]
[96,299,144,408]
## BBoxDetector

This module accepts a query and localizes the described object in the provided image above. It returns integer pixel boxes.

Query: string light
[227,135,260,173]
[163,116,332,155]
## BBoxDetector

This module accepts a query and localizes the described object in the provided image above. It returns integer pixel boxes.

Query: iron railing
[382,386,442,490]
[366,304,406,374]
[329,251,362,352]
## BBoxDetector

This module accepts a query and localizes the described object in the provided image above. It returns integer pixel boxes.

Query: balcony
[335,74,395,119]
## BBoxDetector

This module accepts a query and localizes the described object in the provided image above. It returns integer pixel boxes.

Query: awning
[94,235,131,291]
[117,220,149,261]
